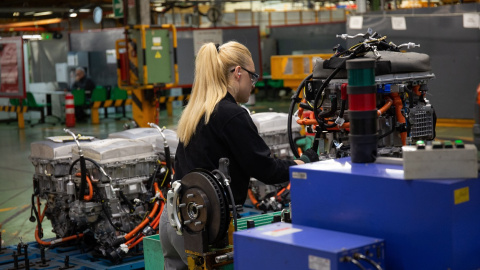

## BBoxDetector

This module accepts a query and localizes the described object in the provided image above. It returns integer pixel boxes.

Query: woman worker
[159,41,319,270]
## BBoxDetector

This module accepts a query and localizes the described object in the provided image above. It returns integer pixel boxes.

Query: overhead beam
[0,8,71,13]
[0,18,63,28]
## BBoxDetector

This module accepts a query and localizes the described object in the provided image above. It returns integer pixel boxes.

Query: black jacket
[72,76,95,96]
[174,92,295,205]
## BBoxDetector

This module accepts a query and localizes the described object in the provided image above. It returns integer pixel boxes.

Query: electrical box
[290,157,480,270]
[234,223,385,270]
[133,28,172,85]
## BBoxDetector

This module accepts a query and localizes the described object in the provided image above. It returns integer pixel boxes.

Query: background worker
[71,67,95,121]
[72,67,95,99]
[159,41,319,270]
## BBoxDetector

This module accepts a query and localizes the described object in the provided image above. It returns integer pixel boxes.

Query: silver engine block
[29,128,178,260]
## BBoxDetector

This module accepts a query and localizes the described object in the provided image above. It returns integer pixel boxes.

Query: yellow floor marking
[0,206,17,213]
[0,204,29,213]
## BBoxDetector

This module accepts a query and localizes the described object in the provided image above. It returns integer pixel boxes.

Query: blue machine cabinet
[234,223,385,270]
[290,157,480,270]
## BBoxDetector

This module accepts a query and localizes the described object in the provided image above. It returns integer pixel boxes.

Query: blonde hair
[177,41,252,145]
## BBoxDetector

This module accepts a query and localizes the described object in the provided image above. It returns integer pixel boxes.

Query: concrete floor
[0,98,475,248]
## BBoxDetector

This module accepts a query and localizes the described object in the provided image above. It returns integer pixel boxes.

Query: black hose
[164,146,172,186]
[91,183,129,234]
[354,253,383,270]
[101,202,128,234]
[342,256,366,270]
[69,157,132,233]
[311,126,322,153]
[31,194,43,238]
[69,157,104,175]
[378,124,395,140]
[69,156,105,201]
[322,121,338,129]
[378,114,396,140]
[119,190,135,213]
[318,97,338,118]
[294,136,306,144]
[213,169,237,232]
[147,163,162,191]
[288,73,313,158]
[419,90,426,103]
[312,48,364,127]
[69,157,112,201]
[225,184,237,232]
[30,182,39,222]
[79,156,87,200]
[339,99,346,118]
[299,102,313,111]
[313,66,343,126]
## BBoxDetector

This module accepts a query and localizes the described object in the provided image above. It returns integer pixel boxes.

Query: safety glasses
[231,67,259,86]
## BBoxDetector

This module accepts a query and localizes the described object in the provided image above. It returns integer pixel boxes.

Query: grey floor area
[0,98,474,248]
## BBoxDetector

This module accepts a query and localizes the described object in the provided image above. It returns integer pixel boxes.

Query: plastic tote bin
[143,234,164,270]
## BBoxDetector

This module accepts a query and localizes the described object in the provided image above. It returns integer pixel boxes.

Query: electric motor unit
[290,29,437,160]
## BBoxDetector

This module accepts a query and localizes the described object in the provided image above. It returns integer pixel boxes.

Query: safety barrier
[90,99,133,124]
[78,93,190,125]
[0,105,28,128]
[158,94,190,117]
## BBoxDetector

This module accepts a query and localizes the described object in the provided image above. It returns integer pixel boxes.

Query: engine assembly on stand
[247,29,438,215]
[288,28,437,160]
[28,125,178,263]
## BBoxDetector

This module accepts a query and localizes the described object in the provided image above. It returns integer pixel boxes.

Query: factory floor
[0,96,475,248]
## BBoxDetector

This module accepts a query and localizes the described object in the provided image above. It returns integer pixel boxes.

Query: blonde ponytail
[176,41,252,145]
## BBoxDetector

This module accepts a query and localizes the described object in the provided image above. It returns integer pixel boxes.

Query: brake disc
[179,170,230,244]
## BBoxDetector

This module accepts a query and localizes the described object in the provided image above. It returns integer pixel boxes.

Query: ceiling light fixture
[79,9,91,13]
[33,11,53,17]
[70,13,78,18]
[22,35,42,40]
[13,12,20,16]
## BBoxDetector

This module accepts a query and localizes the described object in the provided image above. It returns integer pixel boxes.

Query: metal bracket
[166,180,183,235]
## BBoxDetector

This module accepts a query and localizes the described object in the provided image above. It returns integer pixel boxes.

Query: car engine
[29,126,177,262]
